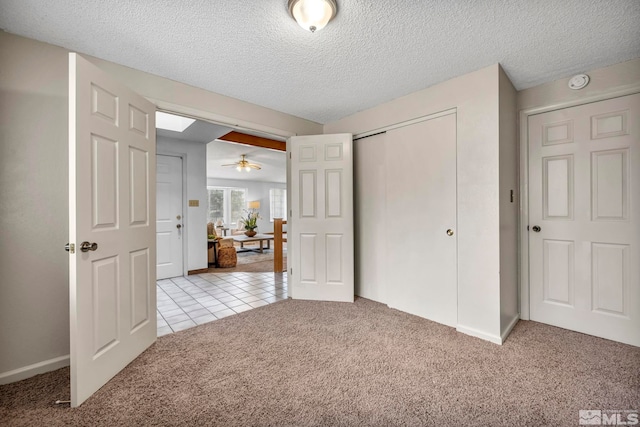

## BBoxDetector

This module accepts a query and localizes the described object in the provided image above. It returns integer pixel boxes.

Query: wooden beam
[219,131,286,151]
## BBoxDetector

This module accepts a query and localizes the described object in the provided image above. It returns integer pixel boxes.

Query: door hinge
[289,153,292,159]
[290,268,292,275]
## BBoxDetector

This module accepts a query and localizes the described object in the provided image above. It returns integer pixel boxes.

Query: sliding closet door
[385,113,457,327]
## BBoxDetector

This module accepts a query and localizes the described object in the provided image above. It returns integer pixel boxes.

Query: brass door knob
[79,241,98,252]
[446,229,454,236]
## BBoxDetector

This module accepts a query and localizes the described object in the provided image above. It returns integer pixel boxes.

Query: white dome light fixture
[288,0,337,33]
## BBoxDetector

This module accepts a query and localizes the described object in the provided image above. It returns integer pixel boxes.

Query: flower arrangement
[239,208,261,231]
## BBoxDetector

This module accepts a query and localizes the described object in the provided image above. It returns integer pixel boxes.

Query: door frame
[156,152,188,277]
[151,100,294,279]
[518,85,640,320]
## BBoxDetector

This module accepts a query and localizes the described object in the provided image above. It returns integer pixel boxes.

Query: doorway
[526,93,639,346]
[154,112,290,337]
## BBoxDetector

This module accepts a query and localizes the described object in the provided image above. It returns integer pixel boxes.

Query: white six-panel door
[384,113,458,327]
[289,134,354,302]
[69,53,157,406]
[529,93,639,347]
[156,155,183,279]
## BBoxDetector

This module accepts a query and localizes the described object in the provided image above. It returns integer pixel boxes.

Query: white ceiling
[207,140,286,184]
[1,1,638,124]
[156,117,286,183]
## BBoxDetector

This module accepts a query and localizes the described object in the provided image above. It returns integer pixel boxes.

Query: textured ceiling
[1,0,638,123]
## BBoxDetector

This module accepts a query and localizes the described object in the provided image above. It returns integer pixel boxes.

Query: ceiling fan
[222,154,262,172]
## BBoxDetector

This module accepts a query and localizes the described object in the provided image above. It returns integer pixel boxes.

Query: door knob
[446,229,454,236]
[176,224,182,229]
[532,225,541,232]
[79,241,98,252]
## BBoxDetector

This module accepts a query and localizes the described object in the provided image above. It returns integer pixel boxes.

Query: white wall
[326,64,508,343]
[157,136,208,272]
[0,31,321,383]
[0,33,70,381]
[206,177,286,234]
[517,58,640,112]
[499,67,519,339]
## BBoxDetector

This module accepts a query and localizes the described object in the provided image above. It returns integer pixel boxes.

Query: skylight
[155,111,195,132]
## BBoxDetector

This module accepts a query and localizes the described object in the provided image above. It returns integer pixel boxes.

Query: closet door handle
[446,229,454,236]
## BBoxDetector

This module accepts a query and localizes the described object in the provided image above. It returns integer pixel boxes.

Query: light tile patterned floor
[156,272,288,336]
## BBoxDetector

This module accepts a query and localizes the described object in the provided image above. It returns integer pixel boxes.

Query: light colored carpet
[1,297,638,426]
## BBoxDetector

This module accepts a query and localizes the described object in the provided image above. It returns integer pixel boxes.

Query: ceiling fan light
[245,166,251,172]
[236,166,241,172]
[288,0,337,33]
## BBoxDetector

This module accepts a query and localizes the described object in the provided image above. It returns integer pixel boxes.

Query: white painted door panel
[69,53,156,407]
[354,133,387,303]
[289,134,354,302]
[385,113,458,327]
[529,93,639,347]
[156,155,183,279]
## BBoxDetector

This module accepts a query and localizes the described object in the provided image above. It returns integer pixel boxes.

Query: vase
[245,230,257,237]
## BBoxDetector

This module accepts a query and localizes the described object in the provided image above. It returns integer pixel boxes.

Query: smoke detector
[568,74,590,90]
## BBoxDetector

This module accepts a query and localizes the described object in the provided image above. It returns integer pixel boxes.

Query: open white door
[288,134,354,302]
[69,53,156,407]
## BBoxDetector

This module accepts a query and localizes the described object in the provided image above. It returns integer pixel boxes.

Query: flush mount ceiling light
[222,154,262,172]
[288,0,337,33]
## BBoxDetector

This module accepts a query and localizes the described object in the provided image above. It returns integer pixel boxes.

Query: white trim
[353,108,457,140]
[456,324,503,345]
[501,315,520,343]
[518,85,640,320]
[0,355,70,385]
[150,98,293,140]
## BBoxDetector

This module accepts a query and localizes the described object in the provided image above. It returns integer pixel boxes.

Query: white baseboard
[456,324,503,345]
[0,355,70,385]
[500,314,520,343]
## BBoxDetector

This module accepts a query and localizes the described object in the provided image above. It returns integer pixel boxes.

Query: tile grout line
[156,272,287,336]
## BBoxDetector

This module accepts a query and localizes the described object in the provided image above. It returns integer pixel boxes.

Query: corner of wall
[498,65,519,337]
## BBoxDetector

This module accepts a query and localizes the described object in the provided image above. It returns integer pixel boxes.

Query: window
[207,189,224,223]
[230,189,246,225]
[207,187,247,226]
[270,188,287,222]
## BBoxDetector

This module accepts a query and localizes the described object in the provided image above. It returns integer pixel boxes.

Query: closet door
[385,113,457,327]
